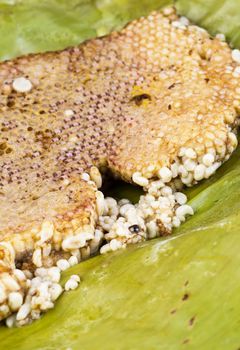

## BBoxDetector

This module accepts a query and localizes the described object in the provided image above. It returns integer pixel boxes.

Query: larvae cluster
[5,264,81,328]
[98,179,193,255]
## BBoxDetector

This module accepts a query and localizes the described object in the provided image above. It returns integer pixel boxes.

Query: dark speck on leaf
[182,293,189,301]
[189,316,195,326]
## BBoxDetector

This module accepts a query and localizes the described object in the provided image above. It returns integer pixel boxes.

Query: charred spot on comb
[0,142,13,155]
[34,129,57,150]
[6,96,15,108]
[0,142,7,150]
[130,93,151,106]
[168,83,176,90]
[5,147,13,154]
[1,127,8,132]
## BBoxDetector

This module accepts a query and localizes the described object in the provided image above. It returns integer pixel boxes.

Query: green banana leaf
[0,0,171,61]
[1,0,240,349]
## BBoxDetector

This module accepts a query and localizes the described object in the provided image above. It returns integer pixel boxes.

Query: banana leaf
[1,0,240,349]
[0,0,171,61]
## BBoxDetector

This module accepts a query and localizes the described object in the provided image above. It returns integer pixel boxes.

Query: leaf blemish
[189,316,195,326]
[182,293,189,301]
